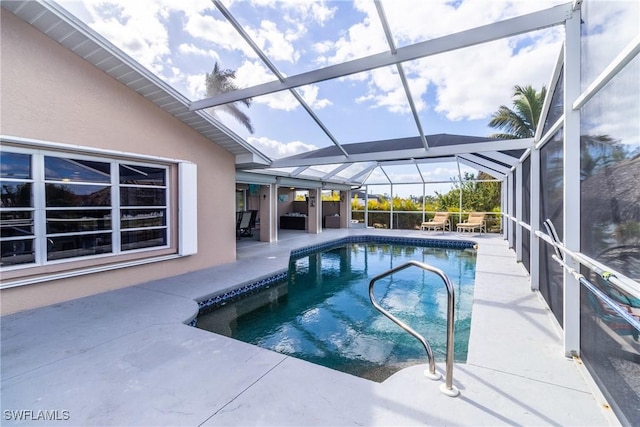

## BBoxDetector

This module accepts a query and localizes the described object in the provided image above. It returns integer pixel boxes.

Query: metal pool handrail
[368,260,460,397]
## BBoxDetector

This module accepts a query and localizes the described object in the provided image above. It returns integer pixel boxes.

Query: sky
[54,0,638,197]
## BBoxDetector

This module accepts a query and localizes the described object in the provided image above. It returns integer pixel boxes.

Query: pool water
[197,242,477,381]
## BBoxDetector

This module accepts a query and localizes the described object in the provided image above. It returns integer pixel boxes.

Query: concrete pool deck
[1,229,617,426]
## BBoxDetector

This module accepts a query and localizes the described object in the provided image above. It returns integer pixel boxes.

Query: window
[0,147,169,269]
[1,151,35,267]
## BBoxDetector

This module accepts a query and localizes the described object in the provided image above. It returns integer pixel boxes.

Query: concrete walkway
[1,229,616,426]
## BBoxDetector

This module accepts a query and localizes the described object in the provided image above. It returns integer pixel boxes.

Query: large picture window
[1,148,169,269]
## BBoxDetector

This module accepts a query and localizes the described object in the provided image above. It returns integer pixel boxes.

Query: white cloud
[235,60,277,86]
[178,43,220,61]
[235,61,298,110]
[299,86,332,109]
[185,73,207,100]
[432,30,561,121]
[234,61,331,110]
[282,1,336,26]
[322,21,387,67]
[312,41,333,55]
[183,12,257,58]
[247,136,318,158]
[248,20,301,63]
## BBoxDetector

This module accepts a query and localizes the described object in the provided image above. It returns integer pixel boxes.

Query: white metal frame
[561,7,582,357]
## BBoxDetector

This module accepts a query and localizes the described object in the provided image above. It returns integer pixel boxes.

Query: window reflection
[119,164,165,185]
[45,184,111,207]
[47,233,112,261]
[121,209,165,229]
[120,187,165,206]
[0,152,31,179]
[1,239,34,266]
[47,210,111,234]
[45,157,110,183]
[121,229,166,251]
[1,183,32,207]
[1,211,33,238]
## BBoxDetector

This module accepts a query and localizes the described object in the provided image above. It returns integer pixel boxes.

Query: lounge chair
[457,212,486,234]
[420,212,450,233]
[237,210,257,238]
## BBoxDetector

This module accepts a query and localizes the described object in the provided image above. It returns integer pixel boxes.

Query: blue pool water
[197,240,477,381]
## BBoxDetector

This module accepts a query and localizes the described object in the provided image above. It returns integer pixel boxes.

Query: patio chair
[456,212,486,234]
[241,210,258,237]
[420,212,450,233]
[236,211,254,238]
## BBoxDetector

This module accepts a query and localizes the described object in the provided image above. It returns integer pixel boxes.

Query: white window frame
[0,136,197,288]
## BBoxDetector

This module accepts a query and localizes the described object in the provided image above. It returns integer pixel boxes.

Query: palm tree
[488,85,547,139]
[206,62,254,134]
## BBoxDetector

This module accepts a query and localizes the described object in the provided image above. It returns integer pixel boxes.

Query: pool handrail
[368,260,460,397]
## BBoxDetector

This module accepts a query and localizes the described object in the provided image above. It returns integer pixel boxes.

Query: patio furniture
[237,210,257,238]
[457,213,486,234]
[280,214,307,230]
[420,212,450,233]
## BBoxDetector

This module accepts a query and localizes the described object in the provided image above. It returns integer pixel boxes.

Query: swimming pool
[197,237,476,381]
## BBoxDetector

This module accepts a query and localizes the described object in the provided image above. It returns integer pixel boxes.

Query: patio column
[365,186,369,228]
[308,187,322,234]
[259,184,276,242]
[340,190,350,228]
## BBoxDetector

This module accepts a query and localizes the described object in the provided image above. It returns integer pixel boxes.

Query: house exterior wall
[0,10,237,314]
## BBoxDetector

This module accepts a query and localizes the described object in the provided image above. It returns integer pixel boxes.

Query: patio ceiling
[3,0,575,187]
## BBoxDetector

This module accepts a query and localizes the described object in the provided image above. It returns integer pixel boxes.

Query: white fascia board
[276,177,323,189]
[235,153,271,167]
[236,171,277,184]
[191,4,573,110]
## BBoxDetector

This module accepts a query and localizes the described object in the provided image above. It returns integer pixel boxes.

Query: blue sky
[57,0,577,197]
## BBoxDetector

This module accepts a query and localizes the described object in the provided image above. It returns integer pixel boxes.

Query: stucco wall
[0,10,237,314]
